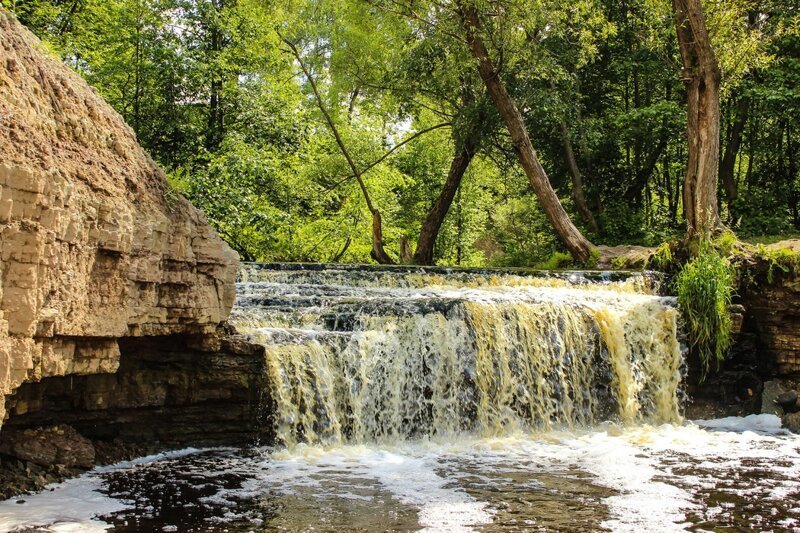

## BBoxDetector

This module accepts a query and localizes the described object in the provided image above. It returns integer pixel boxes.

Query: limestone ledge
[0,10,240,430]
[0,163,239,427]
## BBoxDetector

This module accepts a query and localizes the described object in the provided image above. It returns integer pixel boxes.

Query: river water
[1,265,799,531]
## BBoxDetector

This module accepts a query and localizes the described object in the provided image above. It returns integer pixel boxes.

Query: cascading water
[232,264,684,446]
[7,264,800,532]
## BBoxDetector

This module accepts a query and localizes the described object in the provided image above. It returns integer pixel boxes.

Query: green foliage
[488,196,563,267]
[647,242,674,271]
[7,0,800,266]
[584,247,601,269]
[732,190,795,238]
[675,243,736,381]
[713,230,739,257]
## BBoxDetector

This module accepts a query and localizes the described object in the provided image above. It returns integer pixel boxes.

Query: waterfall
[232,264,684,447]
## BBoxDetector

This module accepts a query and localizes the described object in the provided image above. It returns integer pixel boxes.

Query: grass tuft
[675,241,735,381]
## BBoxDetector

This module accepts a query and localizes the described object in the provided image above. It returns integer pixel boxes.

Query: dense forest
[4,0,799,266]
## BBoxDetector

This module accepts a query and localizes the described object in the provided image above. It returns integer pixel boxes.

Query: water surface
[2,416,798,532]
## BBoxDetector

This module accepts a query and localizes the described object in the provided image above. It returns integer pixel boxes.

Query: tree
[672,0,723,238]
[280,34,397,263]
[457,2,596,262]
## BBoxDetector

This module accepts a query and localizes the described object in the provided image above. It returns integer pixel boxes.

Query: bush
[675,243,736,380]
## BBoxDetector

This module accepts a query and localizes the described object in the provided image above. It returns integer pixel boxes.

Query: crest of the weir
[233,263,683,446]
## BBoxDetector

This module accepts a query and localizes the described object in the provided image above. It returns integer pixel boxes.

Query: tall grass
[675,242,736,380]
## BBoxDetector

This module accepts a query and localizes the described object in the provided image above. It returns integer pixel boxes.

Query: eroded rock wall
[3,333,270,446]
[740,280,800,376]
[0,10,239,428]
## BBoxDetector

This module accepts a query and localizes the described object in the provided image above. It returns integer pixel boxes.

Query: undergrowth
[646,242,674,271]
[536,248,601,270]
[536,251,573,270]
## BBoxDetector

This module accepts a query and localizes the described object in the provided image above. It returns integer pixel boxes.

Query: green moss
[674,242,735,381]
[751,245,800,284]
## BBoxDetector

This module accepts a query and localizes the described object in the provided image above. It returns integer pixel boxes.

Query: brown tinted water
[3,420,799,531]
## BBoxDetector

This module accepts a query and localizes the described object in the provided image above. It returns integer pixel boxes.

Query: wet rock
[761,381,786,416]
[0,425,95,468]
[783,412,800,433]
[2,333,269,452]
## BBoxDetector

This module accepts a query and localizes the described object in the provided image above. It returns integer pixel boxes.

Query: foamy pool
[2,415,798,532]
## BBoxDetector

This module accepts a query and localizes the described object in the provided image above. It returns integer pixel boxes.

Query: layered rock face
[0,10,239,428]
[741,279,800,376]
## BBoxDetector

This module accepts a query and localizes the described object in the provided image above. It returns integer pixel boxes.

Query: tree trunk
[559,120,599,233]
[624,134,668,203]
[720,96,749,208]
[413,136,477,265]
[673,0,723,238]
[459,5,595,262]
[370,210,394,264]
[787,122,798,228]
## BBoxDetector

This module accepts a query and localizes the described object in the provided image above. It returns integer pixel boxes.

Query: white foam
[0,474,125,532]
[694,413,786,434]
[0,447,203,532]
[1,424,800,531]
[234,444,493,531]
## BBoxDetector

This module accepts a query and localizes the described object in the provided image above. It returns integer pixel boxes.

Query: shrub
[536,251,574,270]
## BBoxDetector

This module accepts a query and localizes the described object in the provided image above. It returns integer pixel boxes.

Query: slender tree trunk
[720,96,749,208]
[673,0,723,238]
[281,34,394,264]
[745,116,755,195]
[787,122,798,228]
[624,135,668,202]
[664,150,679,225]
[559,120,599,233]
[459,4,595,261]
[413,135,477,265]
[206,0,225,151]
[456,187,464,265]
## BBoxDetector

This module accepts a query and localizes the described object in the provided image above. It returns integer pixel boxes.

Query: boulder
[784,412,800,434]
[0,10,239,429]
[0,425,95,468]
[776,390,799,412]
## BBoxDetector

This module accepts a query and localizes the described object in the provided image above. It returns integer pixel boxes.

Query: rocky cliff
[0,10,239,429]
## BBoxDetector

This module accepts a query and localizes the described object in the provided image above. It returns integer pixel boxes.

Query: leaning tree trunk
[459,5,595,262]
[370,209,394,264]
[413,136,477,265]
[673,0,723,238]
